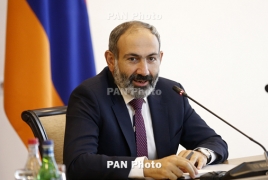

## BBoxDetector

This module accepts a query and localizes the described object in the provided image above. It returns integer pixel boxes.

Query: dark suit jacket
[63,67,228,180]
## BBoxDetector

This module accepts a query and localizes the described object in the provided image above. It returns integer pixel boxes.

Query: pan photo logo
[107,12,162,20]
[107,160,161,169]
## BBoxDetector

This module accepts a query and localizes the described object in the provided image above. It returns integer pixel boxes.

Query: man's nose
[136,60,149,76]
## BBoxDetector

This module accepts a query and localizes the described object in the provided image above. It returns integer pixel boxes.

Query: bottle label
[43,148,54,156]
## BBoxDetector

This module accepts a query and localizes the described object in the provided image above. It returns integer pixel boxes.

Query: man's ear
[159,51,163,64]
[105,50,116,73]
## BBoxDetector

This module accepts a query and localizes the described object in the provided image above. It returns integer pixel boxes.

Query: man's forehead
[119,28,157,45]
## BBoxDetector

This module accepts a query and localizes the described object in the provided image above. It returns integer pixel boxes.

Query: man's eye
[128,57,137,61]
[148,57,156,61]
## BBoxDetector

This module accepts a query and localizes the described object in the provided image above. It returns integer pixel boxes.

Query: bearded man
[63,21,228,180]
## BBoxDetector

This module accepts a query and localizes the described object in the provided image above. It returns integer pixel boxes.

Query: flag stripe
[26,0,96,104]
[4,0,63,146]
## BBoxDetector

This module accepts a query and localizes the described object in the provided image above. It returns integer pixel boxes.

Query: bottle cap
[28,138,39,145]
[43,139,54,145]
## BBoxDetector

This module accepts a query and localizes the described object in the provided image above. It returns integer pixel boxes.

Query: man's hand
[143,155,198,180]
[178,150,208,169]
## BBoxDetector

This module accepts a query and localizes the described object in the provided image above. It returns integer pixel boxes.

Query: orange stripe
[4,0,64,147]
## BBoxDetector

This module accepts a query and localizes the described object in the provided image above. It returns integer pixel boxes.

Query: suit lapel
[107,70,136,156]
[106,68,170,158]
[148,94,171,158]
[111,97,136,156]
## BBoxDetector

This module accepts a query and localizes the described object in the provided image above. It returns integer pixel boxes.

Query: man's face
[110,28,163,98]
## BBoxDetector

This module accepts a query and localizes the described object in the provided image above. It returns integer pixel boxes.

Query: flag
[4,0,96,147]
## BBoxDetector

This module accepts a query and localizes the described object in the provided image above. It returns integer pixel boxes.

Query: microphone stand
[173,85,268,178]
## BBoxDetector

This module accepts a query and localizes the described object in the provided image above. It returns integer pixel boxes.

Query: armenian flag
[4,0,95,147]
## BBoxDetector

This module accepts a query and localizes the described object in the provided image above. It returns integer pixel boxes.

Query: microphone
[172,85,268,179]
[265,84,268,93]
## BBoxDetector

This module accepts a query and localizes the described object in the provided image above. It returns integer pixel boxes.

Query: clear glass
[57,164,66,180]
[14,169,35,180]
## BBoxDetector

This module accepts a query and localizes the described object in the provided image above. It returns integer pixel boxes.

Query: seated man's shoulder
[155,77,182,90]
[72,68,110,96]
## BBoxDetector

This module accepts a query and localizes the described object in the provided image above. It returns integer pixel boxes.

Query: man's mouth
[133,80,149,86]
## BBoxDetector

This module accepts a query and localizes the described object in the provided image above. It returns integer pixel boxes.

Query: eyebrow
[123,53,159,59]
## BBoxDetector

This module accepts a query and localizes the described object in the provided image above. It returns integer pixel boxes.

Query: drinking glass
[14,169,35,180]
[57,163,66,180]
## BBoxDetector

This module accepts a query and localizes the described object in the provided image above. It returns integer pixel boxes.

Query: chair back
[21,106,67,164]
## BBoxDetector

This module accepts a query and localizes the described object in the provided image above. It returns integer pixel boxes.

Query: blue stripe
[26,0,96,104]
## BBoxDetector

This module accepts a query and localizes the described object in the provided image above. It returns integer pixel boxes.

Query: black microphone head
[172,85,188,97]
[265,84,268,93]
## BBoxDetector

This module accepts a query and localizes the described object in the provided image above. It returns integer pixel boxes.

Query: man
[63,21,228,180]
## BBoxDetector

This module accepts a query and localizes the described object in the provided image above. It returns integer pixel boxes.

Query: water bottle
[14,138,41,180]
[37,140,61,180]
[24,138,42,177]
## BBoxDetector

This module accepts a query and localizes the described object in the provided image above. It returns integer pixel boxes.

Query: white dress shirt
[118,88,217,178]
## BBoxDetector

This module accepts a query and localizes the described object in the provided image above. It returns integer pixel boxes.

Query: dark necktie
[129,98,148,157]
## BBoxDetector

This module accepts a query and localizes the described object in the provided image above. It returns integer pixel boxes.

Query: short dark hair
[108,21,161,59]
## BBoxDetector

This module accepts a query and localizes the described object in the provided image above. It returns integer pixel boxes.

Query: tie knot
[129,98,144,110]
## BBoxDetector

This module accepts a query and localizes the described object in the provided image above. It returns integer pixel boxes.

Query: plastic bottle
[24,138,42,179]
[37,140,61,180]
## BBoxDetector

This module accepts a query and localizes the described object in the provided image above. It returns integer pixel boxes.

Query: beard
[113,61,159,99]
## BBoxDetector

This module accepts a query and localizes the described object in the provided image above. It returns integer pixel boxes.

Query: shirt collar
[117,86,147,105]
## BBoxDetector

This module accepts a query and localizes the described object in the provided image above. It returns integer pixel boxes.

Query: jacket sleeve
[178,84,228,164]
[63,84,135,180]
